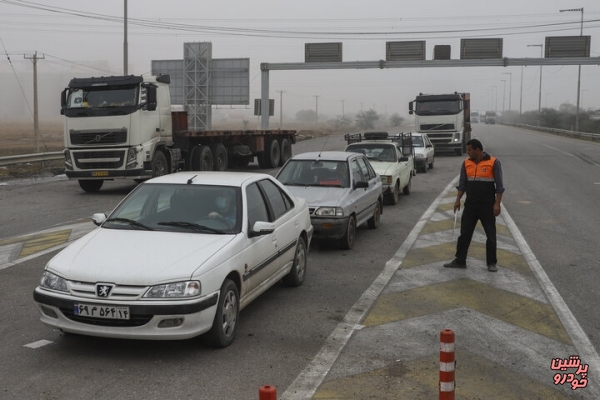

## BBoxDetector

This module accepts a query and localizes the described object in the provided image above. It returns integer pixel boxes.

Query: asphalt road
[0,124,598,399]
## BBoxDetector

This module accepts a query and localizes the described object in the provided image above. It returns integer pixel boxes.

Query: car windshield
[103,183,241,234]
[277,160,350,188]
[411,136,424,147]
[346,143,397,162]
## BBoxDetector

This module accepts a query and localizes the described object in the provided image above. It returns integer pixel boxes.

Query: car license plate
[92,171,109,177]
[74,303,130,320]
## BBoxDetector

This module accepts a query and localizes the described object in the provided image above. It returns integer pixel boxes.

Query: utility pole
[124,0,128,74]
[501,79,506,113]
[341,100,345,118]
[519,66,523,115]
[314,95,320,126]
[527,44,543,114]
[276,90,285,128]
[559,7,584,131]
[502,72,512,113]
[24,51,44,152]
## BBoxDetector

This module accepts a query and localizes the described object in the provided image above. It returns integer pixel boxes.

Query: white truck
[61,75,296,192]
[408,92,471,156]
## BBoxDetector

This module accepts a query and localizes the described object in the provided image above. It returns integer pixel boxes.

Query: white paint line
[281,176,460,399]
[502,208,600,398]
[24,339,53,349]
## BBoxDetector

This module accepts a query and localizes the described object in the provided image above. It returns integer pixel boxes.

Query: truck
[484,111,497,124]
[60,74,296,192]
[408,92,471,156]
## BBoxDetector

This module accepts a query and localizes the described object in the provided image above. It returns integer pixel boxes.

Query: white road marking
[24,340,53,349]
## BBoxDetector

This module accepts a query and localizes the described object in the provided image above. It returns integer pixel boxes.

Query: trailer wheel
[279,138,292,166]
[78,180,103,193]
[260,139,280,169]
[191,145,213,171]
[210,143,228,171]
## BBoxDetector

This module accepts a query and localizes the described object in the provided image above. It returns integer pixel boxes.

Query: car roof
[289,151,357,162]
[144,171,272,186]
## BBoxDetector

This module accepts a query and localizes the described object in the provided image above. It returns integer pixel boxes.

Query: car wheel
[78,179,103,192]
[339,216,356,250]
[386,182,399,205]
[207,279,239,348]
[403,176,411,195]
[152,150,169,178]
[367,201,381,229]
[429,158,434,169]
[283,236,307,287]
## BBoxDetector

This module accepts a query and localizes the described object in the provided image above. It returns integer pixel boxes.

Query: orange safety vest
[464,155,496,204]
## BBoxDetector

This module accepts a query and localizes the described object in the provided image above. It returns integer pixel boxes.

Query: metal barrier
[0,151,64,168]
[514,124,600,141]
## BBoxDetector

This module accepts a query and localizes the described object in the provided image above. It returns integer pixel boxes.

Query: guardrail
[514,124,600,141]
[0,151,64,168]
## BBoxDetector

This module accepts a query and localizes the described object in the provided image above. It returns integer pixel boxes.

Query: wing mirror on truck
[60,88,68,115]
[143,84,157,111]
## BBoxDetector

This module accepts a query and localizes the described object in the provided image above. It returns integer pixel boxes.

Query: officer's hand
[453,200,461,213]
[493,204,501,217]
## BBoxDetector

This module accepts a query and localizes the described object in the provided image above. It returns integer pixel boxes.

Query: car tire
[339,216,356,250]
[403,176,411,195]
[78,179,103,193]
[283,236,307,287]
[429,159,434,169]
[386,182,399,205]
[367,200,381,229]
[207,279,239,348]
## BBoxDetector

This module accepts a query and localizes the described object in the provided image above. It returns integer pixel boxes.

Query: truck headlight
[453,132,461,142]
[126,148,138,169]
[64,150,73,170]
[314,207,344,217]
[40,271,68,292]
[144,281,201,298]
[380,175,392,185]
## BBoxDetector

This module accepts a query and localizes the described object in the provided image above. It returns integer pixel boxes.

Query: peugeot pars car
[411,132,435,173]
[33,172,313,347]
[276,151,382,250]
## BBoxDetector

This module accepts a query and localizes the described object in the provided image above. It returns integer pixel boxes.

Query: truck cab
[61,75,176,192]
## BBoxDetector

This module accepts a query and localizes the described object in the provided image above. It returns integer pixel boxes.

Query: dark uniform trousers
[455,202,497,266]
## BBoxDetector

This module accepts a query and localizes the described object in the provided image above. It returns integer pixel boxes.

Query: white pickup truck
[345,132,415,205]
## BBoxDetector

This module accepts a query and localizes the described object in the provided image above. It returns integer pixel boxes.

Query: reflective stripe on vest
[465,156,496,182]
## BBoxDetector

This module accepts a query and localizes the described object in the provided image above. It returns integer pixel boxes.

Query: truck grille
[73,150,126,169]
[420,124,455,131]
[70,129,127,145]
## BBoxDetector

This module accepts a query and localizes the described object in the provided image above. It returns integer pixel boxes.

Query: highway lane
[0,126,598,398]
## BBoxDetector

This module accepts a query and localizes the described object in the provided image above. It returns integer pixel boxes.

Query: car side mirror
[399,156,409,162]
[92,213,107,226]
[354,181,368,189]
[249,221,276,237]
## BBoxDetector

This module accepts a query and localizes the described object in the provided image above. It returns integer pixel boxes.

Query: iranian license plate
[92,171,109,177]
[74,303,130,320]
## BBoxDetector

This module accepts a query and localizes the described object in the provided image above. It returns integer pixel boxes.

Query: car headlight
[314,207,344,217]
[380,175,392,185]
[40,271,68,292]
[415,153,425,158]
[144,281,201,298]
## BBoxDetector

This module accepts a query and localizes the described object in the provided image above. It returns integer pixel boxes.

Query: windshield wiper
[157,221,224,234]
[105,217,154,230]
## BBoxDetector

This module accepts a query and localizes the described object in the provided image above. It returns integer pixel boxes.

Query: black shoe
[444,259,466,268]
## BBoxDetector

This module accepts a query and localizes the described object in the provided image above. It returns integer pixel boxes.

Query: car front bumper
[33,288,219,340]
[310,216,350,240]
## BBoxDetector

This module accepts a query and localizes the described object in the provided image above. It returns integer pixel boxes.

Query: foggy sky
[0,0,599,125]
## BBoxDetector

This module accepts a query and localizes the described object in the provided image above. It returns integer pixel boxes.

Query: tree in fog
[355,109,379,129]
[295,109,317,123]
[389,113,404,127]
[328,115,352,131]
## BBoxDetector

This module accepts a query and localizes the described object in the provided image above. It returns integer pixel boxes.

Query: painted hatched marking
[19,230,72,258]
[362,278,571,344]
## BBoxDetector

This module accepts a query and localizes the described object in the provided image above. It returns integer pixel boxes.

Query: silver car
[276,151,383,249]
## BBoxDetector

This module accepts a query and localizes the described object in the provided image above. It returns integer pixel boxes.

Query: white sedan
[33,172,313,347]
[411,132,435,173]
